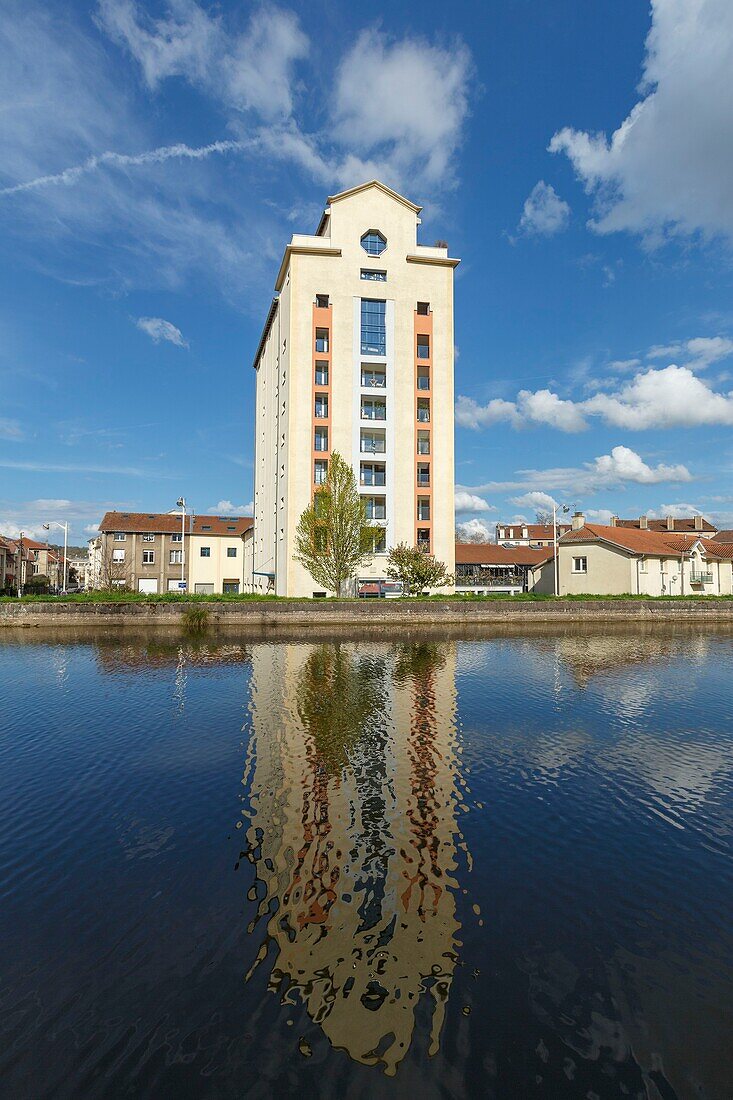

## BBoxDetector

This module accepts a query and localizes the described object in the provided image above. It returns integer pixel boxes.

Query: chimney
[610,515,618,527]
[694,515,703,531]
[571,511,584,531]
[667,516,675,531]
[640,515,648,530]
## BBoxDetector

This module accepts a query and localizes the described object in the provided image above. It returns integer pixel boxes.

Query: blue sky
[2,0,733,544]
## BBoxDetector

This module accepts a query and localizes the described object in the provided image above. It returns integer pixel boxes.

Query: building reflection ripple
[242,641,466,1075]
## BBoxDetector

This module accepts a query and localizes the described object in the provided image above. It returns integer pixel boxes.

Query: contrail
[0,139,249,196]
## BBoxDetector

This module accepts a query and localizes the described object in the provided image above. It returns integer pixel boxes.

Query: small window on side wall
[316,294,329,308]
[361,230,386,257]
[417,302,430,315]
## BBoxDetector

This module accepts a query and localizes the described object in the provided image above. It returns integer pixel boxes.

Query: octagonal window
[361,230,387,257]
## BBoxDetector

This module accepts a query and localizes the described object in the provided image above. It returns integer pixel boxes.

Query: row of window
[314,305,431,361]
[313,398,430,429]
[314,366,430,392]
[114,532,183,542]
[112,547,238,564]
[312,454,430,484]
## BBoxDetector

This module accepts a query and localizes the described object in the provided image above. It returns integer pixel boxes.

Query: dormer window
[361,230,386,257]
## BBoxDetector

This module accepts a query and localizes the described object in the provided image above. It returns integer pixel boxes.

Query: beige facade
[96,512,253,593]
[558,521,733,596]
[253,180,458,597]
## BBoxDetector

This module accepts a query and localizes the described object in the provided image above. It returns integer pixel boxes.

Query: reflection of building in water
[95,642,251,674]
[244,641,464,1075]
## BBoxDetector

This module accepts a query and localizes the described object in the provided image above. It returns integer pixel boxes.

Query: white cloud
[511,490,559,512]
[588,445,690,484]
[460,445,692,499]
[648,502,703,519]
[455,395,521,430]
[454,490,494,514]
[0,418,23,441]
[516,389,587,432]
[584,366,733,429]
[136,316,189,347]
[550,0,733,245]
[456,518,493,543]
[645,335,733,371]
[330,28,472,192]
[84,523,100,534]
[95,2,308,121]
[518,180,570,236]
[207,499,253,516]
[0,498,117,542]
[458,363,733,433]
[585,508,615,523]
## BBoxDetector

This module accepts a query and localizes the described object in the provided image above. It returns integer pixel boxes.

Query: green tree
[386,543,454,596]
[294,451,381,596]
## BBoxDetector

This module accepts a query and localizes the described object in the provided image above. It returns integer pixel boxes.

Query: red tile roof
[496,523,570,540]
[560,524,733,559]
[99,511,253,536]
[456,543,554,566]
[614,516,716,533]
[712,529,733,542]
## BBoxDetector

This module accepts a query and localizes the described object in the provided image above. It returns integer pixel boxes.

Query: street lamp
[176,497,186,589]
[553,503,573,597]
[43,520,69,593]
[17,530,24,598]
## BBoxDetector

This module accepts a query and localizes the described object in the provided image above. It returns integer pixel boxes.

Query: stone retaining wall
[3,598,733,627]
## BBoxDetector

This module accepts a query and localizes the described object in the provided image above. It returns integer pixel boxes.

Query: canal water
[1,626,731,1098]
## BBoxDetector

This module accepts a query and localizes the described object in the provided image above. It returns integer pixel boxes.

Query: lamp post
[176,497,186,589]
[17,531,24,598]
[43,520,68,593]
[553,503,572,597]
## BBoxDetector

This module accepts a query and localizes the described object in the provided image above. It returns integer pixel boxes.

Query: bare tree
[535,510,553,526]
[97,539,133,591]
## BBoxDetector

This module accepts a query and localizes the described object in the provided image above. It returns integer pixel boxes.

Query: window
[361,398,386,421]
[361,430,385,454]
[227,547,237,558]
[417,431,430,455]
[360,299,386,356]
[315,394,328,418]
[417,370,430,391]
[417,528,431,551]
[171,533,182,543]
[417,399,430,423]
[364,496,386,520]
[314,459,328,484]
[315,328,329,353]
[417,497,430,521]
[201,525,211,531]
[417,301,430,315]
[114,532,126,542]
[195,583,215,595]
[315,361,328,385]
[365,528,387,554]
[170,549,183,564]
[315,293,329,308]
[360,462,385,487]
[417,334,430,359]
[142,533,155,543]
[361,366,385,388]
[639,557,647,573]
[361,269,387,281]
[572,556,588,574]
[200,546,211,558]
[112,548,125,563]
[360,230,386,256]
[417,462,430,486]
[314,427,328,452]
[223,581,240,594]
[142,549,155,564]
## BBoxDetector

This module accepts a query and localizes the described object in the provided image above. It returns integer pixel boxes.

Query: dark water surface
[1,625,732,1099]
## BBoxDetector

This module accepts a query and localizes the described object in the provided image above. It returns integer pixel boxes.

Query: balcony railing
[361,440,386,453]
[690,571,713,584]
[361,406,386,420]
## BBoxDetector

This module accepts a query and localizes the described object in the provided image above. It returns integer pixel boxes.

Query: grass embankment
[2,591,733,604]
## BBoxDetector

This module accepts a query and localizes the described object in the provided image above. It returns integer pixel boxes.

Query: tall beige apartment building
[252,180,459,597]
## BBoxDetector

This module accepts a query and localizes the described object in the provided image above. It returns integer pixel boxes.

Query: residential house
[96,511,253,594]
[495,522,571,547]
[252,179,458,596]
[455,542,555,594]
[20,539,64,589]
[558,513,733,596]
